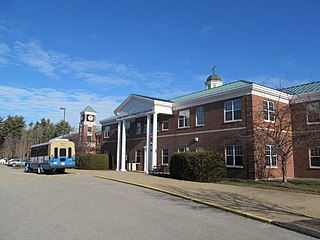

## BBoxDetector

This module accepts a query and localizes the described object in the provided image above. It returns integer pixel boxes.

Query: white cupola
[205,66,223,89]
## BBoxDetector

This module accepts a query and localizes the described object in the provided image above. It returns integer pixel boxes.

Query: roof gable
[80,106,96,114]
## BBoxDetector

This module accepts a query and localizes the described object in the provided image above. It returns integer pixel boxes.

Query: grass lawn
[220,178,320,195]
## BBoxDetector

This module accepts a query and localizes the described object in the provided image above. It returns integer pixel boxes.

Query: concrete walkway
[69,169,320,239]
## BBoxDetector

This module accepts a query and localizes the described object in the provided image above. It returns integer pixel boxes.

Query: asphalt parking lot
[0,166,316,240]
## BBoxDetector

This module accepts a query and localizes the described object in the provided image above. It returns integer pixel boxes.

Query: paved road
[0,166,315,240]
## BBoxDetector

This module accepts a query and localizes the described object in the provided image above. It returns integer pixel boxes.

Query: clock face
[87,115,94,122]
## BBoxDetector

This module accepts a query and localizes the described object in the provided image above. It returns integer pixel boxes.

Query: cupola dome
[205,67,223,89]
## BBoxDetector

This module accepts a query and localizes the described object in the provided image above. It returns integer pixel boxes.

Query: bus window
[68,147,72,158]
[60,148,66,157]
[54,147,58,158]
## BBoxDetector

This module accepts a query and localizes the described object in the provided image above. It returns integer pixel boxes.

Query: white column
[145,114,151,174]
[152,112,158,168]
[116,121,121,171]
[121,120,127,171]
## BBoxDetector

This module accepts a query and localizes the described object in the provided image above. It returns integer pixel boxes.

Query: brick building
[100,74,320,179]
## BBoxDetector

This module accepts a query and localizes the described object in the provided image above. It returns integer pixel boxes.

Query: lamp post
[60,107,66,138]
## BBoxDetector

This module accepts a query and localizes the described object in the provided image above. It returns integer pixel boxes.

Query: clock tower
[79,106,97,153]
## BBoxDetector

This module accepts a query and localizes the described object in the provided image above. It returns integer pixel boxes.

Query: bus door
[60,148,66,165]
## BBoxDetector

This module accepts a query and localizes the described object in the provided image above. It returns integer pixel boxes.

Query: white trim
[158,127,247,138]
[309,146,320,168]
[265,145,278,168]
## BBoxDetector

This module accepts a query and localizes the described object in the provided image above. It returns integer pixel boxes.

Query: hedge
[76,154,114,170]
[170,151,226,182]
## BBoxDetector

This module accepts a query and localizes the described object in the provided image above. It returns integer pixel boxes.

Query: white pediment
[114,95,155,118]
[114,94,173,119]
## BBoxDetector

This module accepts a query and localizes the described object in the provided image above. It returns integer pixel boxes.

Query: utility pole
[60,107,66,138]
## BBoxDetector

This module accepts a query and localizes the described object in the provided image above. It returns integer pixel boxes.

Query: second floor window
[136,122,141,135]
[196,107,204,126]
[307,101,320,124]
[178,110,190,128]
[125,122,130,135]
[263,100,275,122]
[104,126,110,138]
[163,116,169,130]
[88,127,92,133]
[224,99,241,122]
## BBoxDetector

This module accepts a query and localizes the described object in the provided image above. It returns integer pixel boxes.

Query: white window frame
[178,110,190,128]
[224,99,242,122]
[309,147,320,168]
[136,121,141,135]
[104,126,110,138]
[196,107,205,126]
[88,126,92,134]
[162,149,169,165]
[162,116,169,131]
[135,150,141,163]
[265,145,277,168]
[263,100,275,122]
[307,102,320,125]
[178,146,190,152]
[125,122,130,135]
[225,145,243,168]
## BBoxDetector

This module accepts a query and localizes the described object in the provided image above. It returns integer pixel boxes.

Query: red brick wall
[291,102,320,178]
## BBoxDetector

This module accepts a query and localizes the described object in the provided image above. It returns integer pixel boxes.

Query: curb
[95,175,273,224]
[95,175,320,239]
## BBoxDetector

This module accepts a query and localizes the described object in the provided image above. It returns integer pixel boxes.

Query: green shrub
[170,151,226,182]
[76,154,110,170]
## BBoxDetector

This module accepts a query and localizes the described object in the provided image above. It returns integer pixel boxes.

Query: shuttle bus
[27,139,75,174]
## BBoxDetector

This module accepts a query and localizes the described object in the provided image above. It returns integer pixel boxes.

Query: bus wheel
[57,168,65,174]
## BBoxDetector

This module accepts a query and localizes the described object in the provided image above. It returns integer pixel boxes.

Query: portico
[113,94,172,174]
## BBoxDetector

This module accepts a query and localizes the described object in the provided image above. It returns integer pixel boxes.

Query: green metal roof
[132,94,172,102]
[170,80,253,103]
[80,106,96,114]
[281,81,320,95]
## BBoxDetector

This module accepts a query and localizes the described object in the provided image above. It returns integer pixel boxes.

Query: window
[125,122,130,135]
[136,122,141,135]
[162,116,169,130]
[307,101,320,124]
[263,100,275,122]
[87,136,92,142]
[196,146,205,152]
[88,127,92,133]
[104,126,110,138]
[178,146,190,152]
[68,147,72,158]
[54,147,58,158]
[135,150,141,163]
[162,149,169,164]
[196,107,204,126]
[265,145,277,168]
[310,147,320,168]
[60,148,66,157]
[178,110,190,128]
[226,145,243,167]
[224,99,241,122]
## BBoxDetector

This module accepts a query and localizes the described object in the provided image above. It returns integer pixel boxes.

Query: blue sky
[0,0,319,127]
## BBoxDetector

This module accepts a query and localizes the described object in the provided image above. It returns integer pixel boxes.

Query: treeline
[0,115,72,159]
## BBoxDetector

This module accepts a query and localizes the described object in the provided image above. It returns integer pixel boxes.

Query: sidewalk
[70,169,320,239]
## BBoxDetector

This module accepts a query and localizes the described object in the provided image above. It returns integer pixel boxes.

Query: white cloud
[0,85,121,128]
[14,41,58,78]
